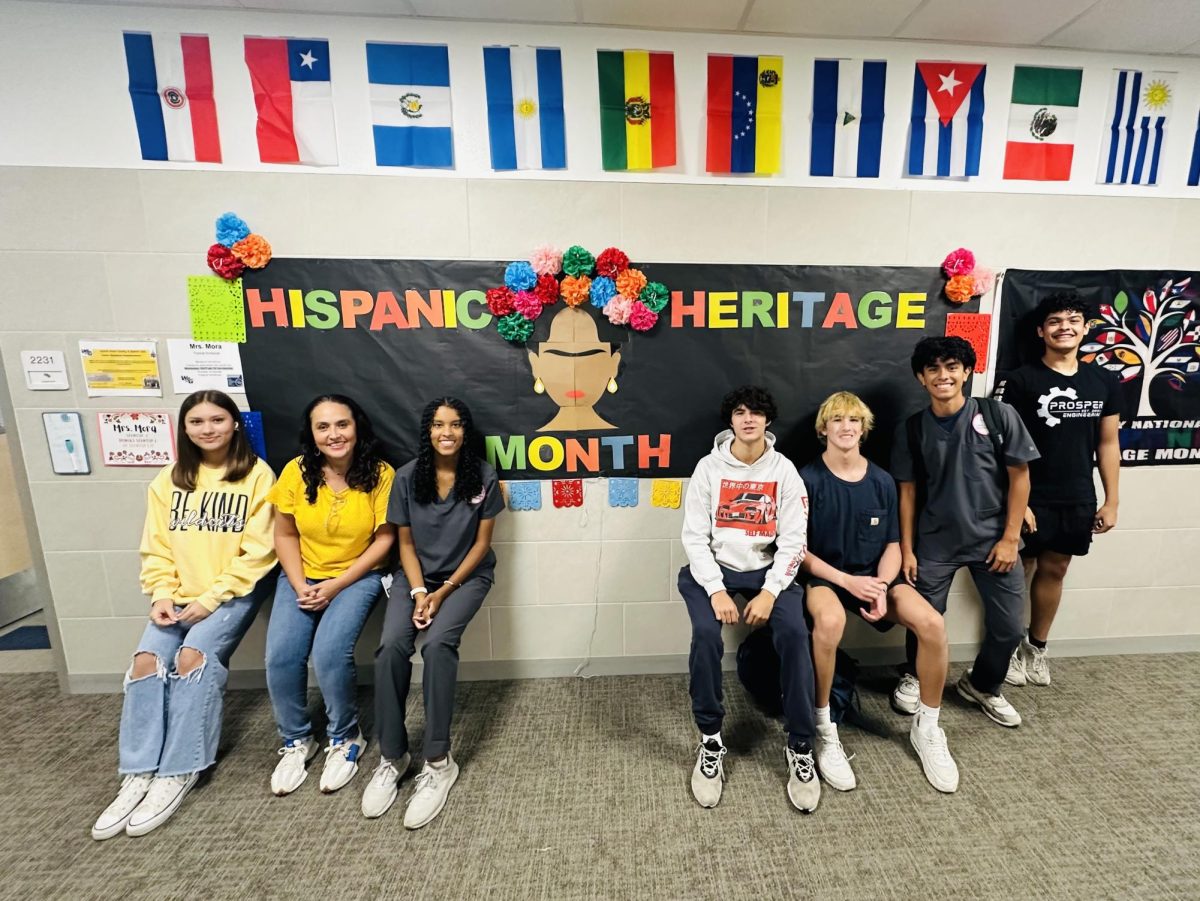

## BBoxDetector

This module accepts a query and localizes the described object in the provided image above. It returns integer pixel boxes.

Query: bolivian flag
[706,54,783,174]
[598,50,676,171]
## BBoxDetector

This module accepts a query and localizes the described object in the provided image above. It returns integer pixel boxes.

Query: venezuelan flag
[597,50,676,171]
[706,54,783,174]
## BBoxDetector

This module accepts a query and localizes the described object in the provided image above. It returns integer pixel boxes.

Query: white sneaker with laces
[125,773,199,836]
[403,756,459,830]
[1021,640,1051,686]
[785,743,821,813]
[910,715,960,793]
[271,737,319,796]
[690,738,727,808]
[361,753,411,819]
[319,733,368,793]
[956,671,1021,727]
[891,673,921,715]
[1004,646,1028,686]
[91,773,154,840]
[814,723,856,791]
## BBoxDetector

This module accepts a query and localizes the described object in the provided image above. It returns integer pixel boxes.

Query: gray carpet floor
[2,653,1198,900]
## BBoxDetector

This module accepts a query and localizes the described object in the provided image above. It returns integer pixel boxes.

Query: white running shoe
[690,738,727,808]
[319,733,368,793]
[956,672,1022,728]
[403,756,459,830]
[1004,645,1028,686]
[271,737,320,796]
[785,743,821,813]
[891,673,921,715]
[814,723,857,791]
[91,773,154,840]
[1021,640,1051,686]
[910,715,960,793]
[361,753,411,819]
[125,773,199,836]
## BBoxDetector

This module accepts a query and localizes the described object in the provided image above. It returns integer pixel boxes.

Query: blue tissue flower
[216,212,251,247]
[590,276,617,308]
[504,261,537,292]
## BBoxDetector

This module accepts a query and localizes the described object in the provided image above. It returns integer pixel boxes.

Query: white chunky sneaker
[125,773,199,836]
[1021,640,1051,686]
[1004,646,1028,686]
[91,773,154,840]
[319,733,368,793]
[271,737,319,796]
[403,756,459,830]
[361,753,411,819]
[814,723,857,791]
[785,743,821,813]
[956,672,1022,728]
[690,738,727,808]
[910,715,960,793]
[891,673,921,715]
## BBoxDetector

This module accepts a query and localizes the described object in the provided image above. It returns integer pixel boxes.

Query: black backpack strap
[975,398,1010,488]
[905,409,928,512]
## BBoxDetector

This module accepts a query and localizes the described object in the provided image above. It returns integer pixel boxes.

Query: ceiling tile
[894,0,1097,45]
[581,0,744,31]
[1042,0,1200,54]
[744,0,925,38]
[406,0,576,22]
[238,0,418,13]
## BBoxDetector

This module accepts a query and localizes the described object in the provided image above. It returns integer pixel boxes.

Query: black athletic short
[1020,503,1095,558]
[800,576,895,633]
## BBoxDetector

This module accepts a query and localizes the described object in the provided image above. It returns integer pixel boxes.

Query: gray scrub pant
[374,570,491,761]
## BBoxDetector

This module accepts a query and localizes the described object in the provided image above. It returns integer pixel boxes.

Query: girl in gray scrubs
[362,397,505,828]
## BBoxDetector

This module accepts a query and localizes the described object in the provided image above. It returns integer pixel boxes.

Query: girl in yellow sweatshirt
[91,390,277,841]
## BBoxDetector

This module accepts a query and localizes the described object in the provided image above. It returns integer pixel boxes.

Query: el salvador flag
[810,59,886,178]
[367,43,454,168]
[123,32,222,163]
[482,46,566,171]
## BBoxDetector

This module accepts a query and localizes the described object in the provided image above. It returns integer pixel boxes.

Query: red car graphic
[717,491,776,526]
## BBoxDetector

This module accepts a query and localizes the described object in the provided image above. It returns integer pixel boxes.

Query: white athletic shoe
[1004,646,1028,686]
[690,738,727,808]
[319,733,368,793]
[910,714,960,793]
[403,756,459,830]
[1021,640,1051,686]
[814,723,857,791]
[91,773,154,840]
[361,753,411,819]
[270,737,320,796]
[125,773,199,837]
[785,743,821,813]
[892,673,921,715]
[956,672,1022,728]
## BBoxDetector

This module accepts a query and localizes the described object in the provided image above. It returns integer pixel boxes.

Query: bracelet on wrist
[444,578,460,590]
[409,586,427,599]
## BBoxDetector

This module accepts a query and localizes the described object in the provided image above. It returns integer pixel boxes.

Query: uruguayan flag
[366,42,453,168]
[1099,69,1175,186]
[482,46,565,171]
[810,59,886,178]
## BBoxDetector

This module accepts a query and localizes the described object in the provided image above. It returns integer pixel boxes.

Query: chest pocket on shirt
[963,437,999,483]
[855,509,889,561]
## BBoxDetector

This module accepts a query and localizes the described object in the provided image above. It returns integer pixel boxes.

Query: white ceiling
[35,0,1200,56]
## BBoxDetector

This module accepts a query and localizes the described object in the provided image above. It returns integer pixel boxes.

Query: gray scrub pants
[374,570,491,761]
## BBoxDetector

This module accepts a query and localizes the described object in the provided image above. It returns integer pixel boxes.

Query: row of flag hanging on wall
[123,32,1200,186]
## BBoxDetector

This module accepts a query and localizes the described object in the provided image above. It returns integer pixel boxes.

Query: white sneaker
[361,753,411,819]
[690,738,727,808]
[814,723,856,791]
[270,737,319,796]
[910,715,959,793]
[403,756,460,830]
[785,743,821,813]
[319,733,368,793]
[1021,640,1051,686]
[91,773,154,840]
[1004,645,1028,686]
[892,673,920,714]
[125,773,199,836]
[956,672,1022,727]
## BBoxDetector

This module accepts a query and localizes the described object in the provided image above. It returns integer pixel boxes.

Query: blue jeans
[265,570,383,743]
[119,586,267,776]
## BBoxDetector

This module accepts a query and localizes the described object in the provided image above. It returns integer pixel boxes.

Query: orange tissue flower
[560,274,592,308]
[945,275,974,304]
[231,233,273,269]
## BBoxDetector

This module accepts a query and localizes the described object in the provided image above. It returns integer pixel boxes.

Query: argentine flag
[123,32,221,163]
[1099,69,1175,186]
[810,59,886,178]
[908,62,985,178]
[482,46,565,171]
[367,42,454,168]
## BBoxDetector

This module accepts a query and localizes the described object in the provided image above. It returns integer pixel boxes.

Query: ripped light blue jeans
[118,591,264,776]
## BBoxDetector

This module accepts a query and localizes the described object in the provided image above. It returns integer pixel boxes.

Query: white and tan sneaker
[910,715,959,793]
[271,737,319,796]
[361,754,411,819]
[403,756,459,829]
[957,672,1022,728]
[319,733,368,793]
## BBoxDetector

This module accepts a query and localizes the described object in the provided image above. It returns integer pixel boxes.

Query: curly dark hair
[910,336,976,376]
[413,397,484,505]
[297,395,385,505]
[1034,290,1092,326]
[720,385,778,426]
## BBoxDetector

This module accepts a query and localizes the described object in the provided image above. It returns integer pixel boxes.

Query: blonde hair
[815,391,874,444]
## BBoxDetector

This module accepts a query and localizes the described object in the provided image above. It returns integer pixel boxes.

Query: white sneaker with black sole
[909,715,959,793]
[320,733,367,793]
[785,743,821,813]
[1020,640,1051,686]
[956,671,1021,727]
[891,673,921,714]
[271,737,320,796]
[814,723,856,791]
[91,773,154,840]
[403,756,459,830]
[125,773,199,836]
[361,753,411,819]
[690,738,727,808]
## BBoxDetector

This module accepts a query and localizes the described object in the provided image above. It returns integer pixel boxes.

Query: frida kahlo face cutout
[527,306,622,433]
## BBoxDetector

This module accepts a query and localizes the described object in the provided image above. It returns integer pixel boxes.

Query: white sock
[917,703,941,730]
[815,706,832,727]
[702,731,723,746]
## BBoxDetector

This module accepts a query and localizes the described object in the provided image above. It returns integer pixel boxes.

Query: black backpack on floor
[736,625,860,725]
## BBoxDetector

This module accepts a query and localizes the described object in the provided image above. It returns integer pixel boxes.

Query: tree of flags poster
[123,31,1200,187]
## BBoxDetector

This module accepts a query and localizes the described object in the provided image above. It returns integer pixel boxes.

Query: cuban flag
[482,46,565,171]
[1099,69,1176,186]
[123,32,221,163]
[244,37,338,166]
[810,59,887,178]
[367,43,454,168]
[908,62,985,178]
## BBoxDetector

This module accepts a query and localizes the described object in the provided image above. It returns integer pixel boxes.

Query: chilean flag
[244,37,338,166]
[123,32,221,163]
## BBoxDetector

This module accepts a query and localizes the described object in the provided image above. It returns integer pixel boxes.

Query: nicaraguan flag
[810,59,886,178]
[244,37,338,166]
[482,46,565,171]
[367,42,454,168]
[908,61,985,178]
[123,32,221,163]
[1099,69,1175,186]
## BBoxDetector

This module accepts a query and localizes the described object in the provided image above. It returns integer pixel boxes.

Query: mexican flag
[597,50,676,171]
[1003,66,1082,181]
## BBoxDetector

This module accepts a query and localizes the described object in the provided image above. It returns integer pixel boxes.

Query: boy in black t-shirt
[994,292,1121,687]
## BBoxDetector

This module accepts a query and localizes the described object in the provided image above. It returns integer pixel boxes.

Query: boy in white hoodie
[679,385,818,813]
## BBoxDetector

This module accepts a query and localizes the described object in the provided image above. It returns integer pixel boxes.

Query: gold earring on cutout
[533,377,545,395]
[606,377,618,394]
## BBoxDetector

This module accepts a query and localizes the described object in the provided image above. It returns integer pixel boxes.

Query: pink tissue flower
[942,247,976,278]
[529,244,563,277]
[629,300,658,332]
[513,290,543,320]
[605,295,634,325]
[971,266,996,297]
